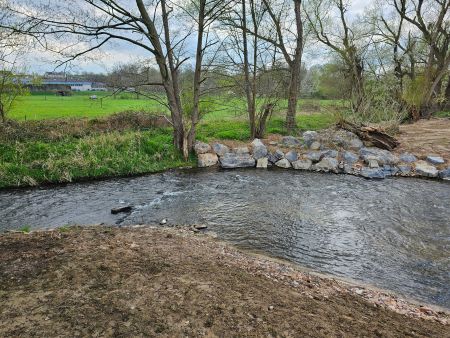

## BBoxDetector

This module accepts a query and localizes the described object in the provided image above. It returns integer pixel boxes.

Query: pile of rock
[194,131,450,181]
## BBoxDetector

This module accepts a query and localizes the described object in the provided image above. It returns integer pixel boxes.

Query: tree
[2,0,230,157]
[0,63,27,122]
[392,0,450,117]
[305,0,366,113]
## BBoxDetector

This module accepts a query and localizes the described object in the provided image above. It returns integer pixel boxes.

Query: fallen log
[337,120,399,151]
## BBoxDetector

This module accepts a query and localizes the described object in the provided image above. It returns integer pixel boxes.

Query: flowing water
[1,169,449,307]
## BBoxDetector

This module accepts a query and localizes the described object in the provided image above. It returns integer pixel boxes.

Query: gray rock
[426,155,445,165]
[382,165,398,177]
[310,141,321,150]
[343,164,355,174]
[302,131,319,147]
[314,157,339,173]
[399,152,417,163]
[343,151,359,164]
[438,167,450,180]
[256,157,268,168]
[275,158,291,168]
[251,139,268,160]
[398,165,412,175]
[194,141,211,155]
[305,151,322,162]
[360,147,399,165]
[367,158,379,168]
[212,143,230,157]
[292,159,313,170]
[349,138,364,150]
[281,136,301,147]
[268,149,285,164]
[285,150,298,162]
[234,146,250,154]
[415,160,438,177]
[269,141,278,146]
[197,153,218,167]
[321,149,338,158]
[360,167,385,179]
[219,152,255,168]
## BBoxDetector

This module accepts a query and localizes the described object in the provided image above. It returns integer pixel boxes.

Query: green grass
[10,91,340,121]
[10,91,168,120]
[0,129,195,188]
[1,92,338,189]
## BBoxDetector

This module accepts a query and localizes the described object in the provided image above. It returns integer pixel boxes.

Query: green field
[10,91,343,121]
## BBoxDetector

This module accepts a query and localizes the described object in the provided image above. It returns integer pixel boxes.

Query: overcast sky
[20,0,372,74]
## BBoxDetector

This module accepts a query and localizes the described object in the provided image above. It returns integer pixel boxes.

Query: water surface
[1,169,449,307]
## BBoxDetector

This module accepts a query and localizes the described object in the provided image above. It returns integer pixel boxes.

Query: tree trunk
[187,0,206,150]
[255,103,274,138]
[285,0,303,133]
[242,0,256,138]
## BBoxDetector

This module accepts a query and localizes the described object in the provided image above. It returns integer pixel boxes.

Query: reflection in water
[1,168,449,307]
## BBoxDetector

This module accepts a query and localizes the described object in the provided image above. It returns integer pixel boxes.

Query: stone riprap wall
[194,130,450,180]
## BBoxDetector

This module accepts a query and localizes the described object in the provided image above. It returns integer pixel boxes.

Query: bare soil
[395,118,450,160]
[0,227,448,337]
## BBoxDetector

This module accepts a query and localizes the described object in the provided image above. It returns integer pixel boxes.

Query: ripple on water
[0,169,449,307]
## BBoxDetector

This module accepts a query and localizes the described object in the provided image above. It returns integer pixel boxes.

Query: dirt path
[396,118,450,160]
[0,227,448,337]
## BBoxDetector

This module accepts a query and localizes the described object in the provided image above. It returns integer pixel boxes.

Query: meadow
[1,91,339,188]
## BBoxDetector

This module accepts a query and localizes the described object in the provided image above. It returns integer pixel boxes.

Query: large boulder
[343,151,359,164]
[438,167,450,180]
[302,131,319,148]
[251,139,268,160]
[212,143,230,157]
[426,155,445,165]
[292,159,313,170]
[305,151,322,162]
[194,141,211,155]
[399,152,417,163]
[234,146,250,154]
[275,158,291,168]
[219,152,255,168]
[281,136,301,147]
[321,149,338,158]
[256,157,268,168]
[360,167,385,179]
[330,130,363,150]
[314,157,339,173]
[268,149,284,163]
[415,160,438,178]
[198,153,218,167]
[285,150,298,163]
[360,147,399,165]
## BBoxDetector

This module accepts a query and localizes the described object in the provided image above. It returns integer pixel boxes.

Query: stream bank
[0,226,448,337]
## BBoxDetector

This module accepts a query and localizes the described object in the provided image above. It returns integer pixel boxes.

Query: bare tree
[305,0,366,113]
[392,0,450,117]
[1,0,230,157]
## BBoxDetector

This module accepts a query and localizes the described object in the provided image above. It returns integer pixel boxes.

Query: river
[1,169,449,307]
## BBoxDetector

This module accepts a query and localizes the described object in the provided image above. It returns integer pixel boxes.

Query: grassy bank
[0,110,335,189]
[0,129,194,188]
